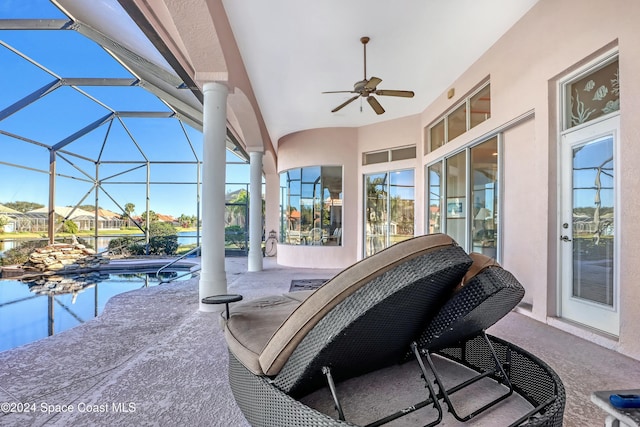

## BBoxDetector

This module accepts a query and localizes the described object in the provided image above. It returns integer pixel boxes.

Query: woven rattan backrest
[417,253,525,351]
[270,237,472,396]
[260,234,464,377]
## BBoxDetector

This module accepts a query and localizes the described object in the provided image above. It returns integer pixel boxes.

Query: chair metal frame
[322,342,444,427]
[420,330,514,422]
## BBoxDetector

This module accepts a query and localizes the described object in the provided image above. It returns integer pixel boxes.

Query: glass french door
[363,170,414,257]
[560,115,618,335]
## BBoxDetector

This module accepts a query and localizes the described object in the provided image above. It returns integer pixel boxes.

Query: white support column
[199,81,229,312]
[248,150,264,272]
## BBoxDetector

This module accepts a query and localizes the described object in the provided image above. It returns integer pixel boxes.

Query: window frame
[279,165,343,246]
[560,50,619,132]
[426,134,502,258]
[363,168,415,257]
[427,81,491,153]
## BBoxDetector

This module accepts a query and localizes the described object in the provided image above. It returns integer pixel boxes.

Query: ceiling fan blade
[364,76,382,90]
[331,95,360,113]
[375,89,415,98]
[367,95,385,115]
[322,90,357,94]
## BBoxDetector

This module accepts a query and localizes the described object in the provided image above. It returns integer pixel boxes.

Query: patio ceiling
[36,0,540,149]
[220,0,540,144]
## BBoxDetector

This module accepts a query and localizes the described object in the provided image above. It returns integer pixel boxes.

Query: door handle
[560,235,572,242]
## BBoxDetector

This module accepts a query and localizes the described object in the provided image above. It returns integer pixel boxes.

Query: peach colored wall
[419,0,640,360]
[276,128,359,268]
[273,0,640,360]
[501,120,539,308]
[617,10,640,359]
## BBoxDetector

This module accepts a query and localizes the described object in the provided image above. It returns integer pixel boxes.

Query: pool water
[0,271,191,353]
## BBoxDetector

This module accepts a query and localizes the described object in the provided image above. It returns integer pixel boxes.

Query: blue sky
[0,1,249,218]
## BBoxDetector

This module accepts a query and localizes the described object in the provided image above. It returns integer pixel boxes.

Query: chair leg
[422,331,514,422]
[322,341,444,427]
[410,342,444,427]
[364,342,443,427]
[322,366,345,421]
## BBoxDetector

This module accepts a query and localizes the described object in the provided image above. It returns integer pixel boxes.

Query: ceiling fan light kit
[323,36,414,115]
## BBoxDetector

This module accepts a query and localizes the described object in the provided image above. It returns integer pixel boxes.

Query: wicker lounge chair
[413,253,526,422]
[225,234,471,426]
[218,235,565,426]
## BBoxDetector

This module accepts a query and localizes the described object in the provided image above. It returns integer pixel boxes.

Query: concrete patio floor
[1,256,639,426]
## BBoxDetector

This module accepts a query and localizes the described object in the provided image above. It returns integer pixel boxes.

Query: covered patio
[3,1,640,425]
[1,256,639,426]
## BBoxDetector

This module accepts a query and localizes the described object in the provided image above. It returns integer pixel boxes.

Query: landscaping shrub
[225,225,247,250]
[107,222,178,256]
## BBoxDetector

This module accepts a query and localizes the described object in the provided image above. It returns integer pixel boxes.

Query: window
[427,82,491,153]
[447,103,467,141]
[364,169,414,257]
[566,59,619,129]
[279,166,342,245]
[363,145,416,165]
[390,146,417,161]
[446,151,467,248]
[429,119,445,151]
[427,136,499,256]
[470,84,491,129]
[363,151,389,165]
[427,162,442,234]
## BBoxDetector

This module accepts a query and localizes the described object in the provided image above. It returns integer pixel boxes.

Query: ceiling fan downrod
[361,36,369,80]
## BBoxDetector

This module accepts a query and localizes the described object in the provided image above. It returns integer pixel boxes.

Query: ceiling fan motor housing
[354,79,368,93]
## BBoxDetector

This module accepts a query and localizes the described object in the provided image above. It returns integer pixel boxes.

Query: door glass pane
[567,59,619,129]
[364,173,388,257]
[364,170,415,257]
[446,151,466,247]
[572,136,614,305]
[389,170,414,246]
[427,163,442,234]
[471,137,498,258]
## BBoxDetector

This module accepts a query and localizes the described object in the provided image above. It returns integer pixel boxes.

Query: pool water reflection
[0,271,190,353]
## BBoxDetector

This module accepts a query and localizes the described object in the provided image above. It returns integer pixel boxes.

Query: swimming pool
[0,270,192,353]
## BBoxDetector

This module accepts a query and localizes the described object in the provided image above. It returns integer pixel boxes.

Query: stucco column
[199,81,228,311]
[248,150,264,271]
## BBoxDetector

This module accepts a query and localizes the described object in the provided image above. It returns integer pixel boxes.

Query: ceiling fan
[323,36,415,115]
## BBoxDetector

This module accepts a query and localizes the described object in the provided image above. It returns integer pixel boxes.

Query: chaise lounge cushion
[224,290,314,372]
[224,294,304,375]
[224,233,465,376]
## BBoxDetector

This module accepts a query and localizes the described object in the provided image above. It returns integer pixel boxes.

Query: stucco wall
[276,127,359,268]
[272,0,640,360]
[419,0,640,359]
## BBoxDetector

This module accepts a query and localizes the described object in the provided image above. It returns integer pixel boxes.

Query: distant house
[0,204,21,232]
[27,207,124,231]
[129,213,178,226]
[97,209,124,229]
[156,213,177,225]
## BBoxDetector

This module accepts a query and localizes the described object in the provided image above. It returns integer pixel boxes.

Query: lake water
[0,231,201,255]
[0,270,191,353]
